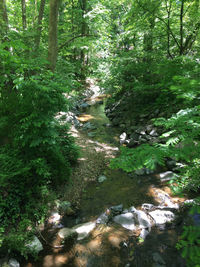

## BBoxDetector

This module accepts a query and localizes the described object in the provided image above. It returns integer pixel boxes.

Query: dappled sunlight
[43,254,69,267]
[87,238,101,251]
[77,114,94,122]
[77,157,87,161]
[86,139,119,157]
[147,184,185,206]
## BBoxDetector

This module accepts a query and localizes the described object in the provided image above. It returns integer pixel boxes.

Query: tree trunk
[34,0,46,51]
[0,0,8,37]
[165,0,173,58]
[48,0,61,71]
[21,0,27,30]
[79,0,87,80]
[179,0,184,55]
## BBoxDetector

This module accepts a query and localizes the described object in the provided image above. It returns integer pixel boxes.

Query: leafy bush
[0,43,79,256]
[176,202,200,267]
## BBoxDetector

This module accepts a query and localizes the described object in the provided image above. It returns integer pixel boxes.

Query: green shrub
[0,74,78,256]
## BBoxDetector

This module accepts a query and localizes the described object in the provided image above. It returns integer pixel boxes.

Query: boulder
[79,102,90,110]
[135,210,152,229]
[145,168,154,175]
[113,213,137,230]
[110,204,123,214]
[58,228,77,239]
[158,171,177,182]
[72,221,96,240]
[47,212,61,225]
[96,212,109,224]
[155,190,179,209]
[26,236,43,254]
[120,132,127,144]
[149,210,175,225]
[98,175,107,183]
[135,168,146,176]
[140,228,150,240]
[142,203,155,211]
[128,206,137,213]
[8,259,20,267]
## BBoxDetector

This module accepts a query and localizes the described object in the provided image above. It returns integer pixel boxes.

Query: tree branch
[59,34,98,50]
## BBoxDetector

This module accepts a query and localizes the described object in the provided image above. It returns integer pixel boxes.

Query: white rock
[128,206,137,213]
[96,213,109,224]
[140,229,150,240]
[98,175,107,183]
[136,210,152,229]
[58,228,77,239]
[120,132,127,144]
[113,213,137,230]
[8,259,20,267]
[142,203,155,211]
[158,171,177,182]
[149,129,158,137]
[135,168,146,176]
[156,191,179,209]
[48,212,61,224]
[149,210,175,225]
[184,199,195,205]
[73,221,96,240]
[26,236,43,254]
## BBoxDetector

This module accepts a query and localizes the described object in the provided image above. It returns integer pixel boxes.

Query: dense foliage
[0,0,200,264]
[0,1,79,257]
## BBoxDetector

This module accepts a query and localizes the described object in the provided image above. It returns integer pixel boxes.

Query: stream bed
[21,101,186,267]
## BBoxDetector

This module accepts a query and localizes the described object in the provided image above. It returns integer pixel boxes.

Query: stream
[21,100,186,267]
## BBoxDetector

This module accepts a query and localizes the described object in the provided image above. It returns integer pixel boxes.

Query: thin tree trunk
[165,0,173,58]
[179,0,184,55]
[34,0,46,51]
[48,0,61,71]
[21,0,27,30]
[79,0,87,80]
[0,0,8,37]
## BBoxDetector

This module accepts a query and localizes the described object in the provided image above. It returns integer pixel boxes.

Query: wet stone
[110,204,123,214]
[158,171,177,182]
[113,213,137,231]
[135,210,152,229]
[58,228,77,239]
[26,236,43,254]
[128,206,137,213]
[149,210,175,225]
[135,168,146,176]
[72,221,96,240]
[8,259,20,267]
[96,212,109,224]
[140,228,150,240]
[142,203,155,211]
